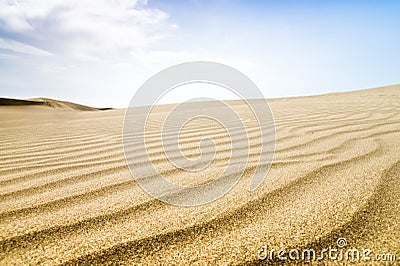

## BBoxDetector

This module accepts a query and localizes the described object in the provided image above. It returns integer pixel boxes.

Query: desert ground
[0,86,399,265]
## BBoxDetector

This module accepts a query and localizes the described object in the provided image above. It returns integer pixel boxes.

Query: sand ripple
[0,85,399,265]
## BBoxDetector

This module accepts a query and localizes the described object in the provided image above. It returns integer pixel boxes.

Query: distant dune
[0,85,399,265]
[0,97,113,111]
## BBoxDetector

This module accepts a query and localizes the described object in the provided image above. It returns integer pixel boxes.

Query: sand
[0,85,399,265]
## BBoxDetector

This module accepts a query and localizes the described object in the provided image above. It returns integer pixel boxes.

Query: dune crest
[0,97,112,111]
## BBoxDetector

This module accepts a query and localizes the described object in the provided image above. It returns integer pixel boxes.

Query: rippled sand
[0,85,399,265]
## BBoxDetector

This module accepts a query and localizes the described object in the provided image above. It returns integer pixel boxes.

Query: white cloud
[0,37,51,55]
[0,0,175,59]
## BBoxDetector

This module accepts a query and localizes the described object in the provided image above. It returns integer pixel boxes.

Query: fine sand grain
[0,85,399,265]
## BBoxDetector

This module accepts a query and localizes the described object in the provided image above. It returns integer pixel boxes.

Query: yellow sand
[0,85,399,265]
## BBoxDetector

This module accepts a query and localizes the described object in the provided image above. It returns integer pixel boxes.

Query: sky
[0,0,399,108]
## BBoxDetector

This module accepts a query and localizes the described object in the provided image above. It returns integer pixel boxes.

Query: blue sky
[0,0,399,107]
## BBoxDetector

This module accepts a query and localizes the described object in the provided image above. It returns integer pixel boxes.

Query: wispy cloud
[0,0,175,59]
[0,37,51,56]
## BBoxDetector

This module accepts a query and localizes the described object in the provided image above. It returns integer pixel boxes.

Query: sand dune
[0,97,112,111]
[0,85,399,265]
